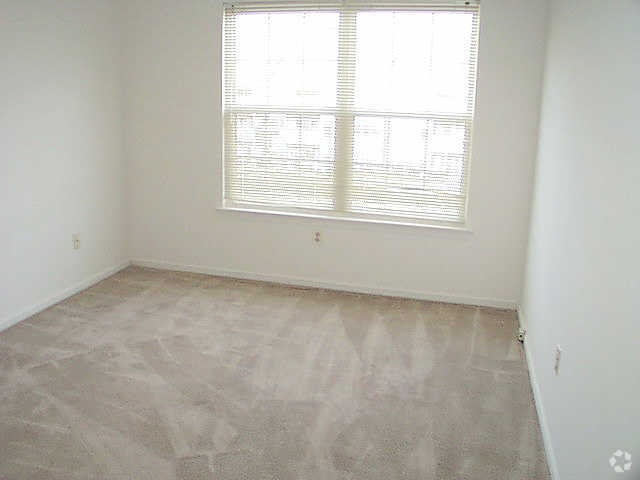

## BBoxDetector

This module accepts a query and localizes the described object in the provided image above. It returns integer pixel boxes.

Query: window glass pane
[389,118,425,169]
[235,12,339,108]
[426,121,467,195]
[355,10,474,114]
[227,112,335,209]
[353,116,385,165]
[350,116,467,219]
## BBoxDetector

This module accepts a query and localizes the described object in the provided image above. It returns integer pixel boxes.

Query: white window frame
[218,1,480,231]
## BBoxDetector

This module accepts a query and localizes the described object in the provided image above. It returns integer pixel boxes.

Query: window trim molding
[217,200,473,231]
[223,1,480,11]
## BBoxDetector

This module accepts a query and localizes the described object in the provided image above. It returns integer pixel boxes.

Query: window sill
[216,203,473,232]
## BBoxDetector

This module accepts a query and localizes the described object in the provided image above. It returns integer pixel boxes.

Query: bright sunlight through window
[222,2,479,225]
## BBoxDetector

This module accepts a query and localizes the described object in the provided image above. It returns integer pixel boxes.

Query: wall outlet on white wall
[72,233,81,250]
[313,231,321,244]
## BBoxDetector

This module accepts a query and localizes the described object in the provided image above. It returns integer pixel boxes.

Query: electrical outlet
[554,345,562,375]
[72,233,80,250]
[313,231,321,244]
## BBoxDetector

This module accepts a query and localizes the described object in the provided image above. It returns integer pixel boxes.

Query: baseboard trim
[0,260,131,334]
[132,259,516,309]
[518,308,560,480]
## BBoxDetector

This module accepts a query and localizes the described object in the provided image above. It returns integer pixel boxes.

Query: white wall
[0,0,128,327]
[123,0,548,308]
[521,1,640,478]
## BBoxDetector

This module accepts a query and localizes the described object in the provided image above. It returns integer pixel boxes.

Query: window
[222,1,479,226]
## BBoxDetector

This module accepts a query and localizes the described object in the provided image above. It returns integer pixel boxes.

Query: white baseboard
[0,260,131,334]
[518,308,560,480]
[132,259,516,309]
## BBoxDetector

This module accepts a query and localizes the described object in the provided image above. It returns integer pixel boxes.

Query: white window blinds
[223,2,479,225]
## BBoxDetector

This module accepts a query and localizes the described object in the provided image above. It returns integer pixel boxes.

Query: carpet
[0,266,549,479]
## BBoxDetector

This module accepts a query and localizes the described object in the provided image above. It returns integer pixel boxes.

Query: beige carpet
[0,266,549,479]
